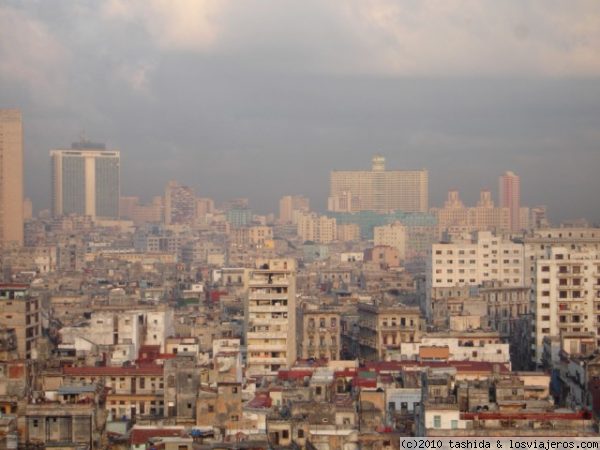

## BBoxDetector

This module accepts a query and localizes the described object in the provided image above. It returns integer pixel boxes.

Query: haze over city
[4,3,600,448]
[1,1,600,222]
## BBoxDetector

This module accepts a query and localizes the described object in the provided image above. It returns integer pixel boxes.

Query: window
[451,420,458,429]
[298,429,305,438]
[282,430,289,439]
[434,415,441,428]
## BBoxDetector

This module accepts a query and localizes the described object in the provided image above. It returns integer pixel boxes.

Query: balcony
[247,343,288,351]
[249,305,289,313]
[248,356,288,365]
[247,331,288,339]
[249,292,289,301]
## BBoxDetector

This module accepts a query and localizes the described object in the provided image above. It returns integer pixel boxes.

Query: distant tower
[0,109,24,245]
[499,171,521,232]
[51,141,120,219]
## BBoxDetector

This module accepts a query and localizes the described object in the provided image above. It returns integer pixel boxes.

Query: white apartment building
[246,258,296,377]
[146,308,175,352]
[532,246,600,364]
[524,227,600,285]
[427,231,524,318]
[374,221,407,260]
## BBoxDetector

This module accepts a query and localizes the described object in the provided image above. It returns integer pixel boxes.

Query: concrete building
[428,231,524,290]
[246,258,297,377]
[432,190,510,234]
[164,181,195,225]
[499,170,521,232]
[297,213,337,244]
[329,155,428,213]
[374,221,407,261]
[358,303,423,361]
[51,142,120,219]
[532,246,600,364]
[300,309,341,361]
[0,284,40,359]
[279,195,310,224]
[337,223,361,242]
[364,245,401,268]
[0,109,24,246]
[523,227,600,285]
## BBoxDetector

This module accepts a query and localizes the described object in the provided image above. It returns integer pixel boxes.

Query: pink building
[499,171,520,232]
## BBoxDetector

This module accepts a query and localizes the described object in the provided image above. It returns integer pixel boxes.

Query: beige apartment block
[297,212,337,244]
[300,309,341,360]
[0,110,24,246]
[246,258,297,377]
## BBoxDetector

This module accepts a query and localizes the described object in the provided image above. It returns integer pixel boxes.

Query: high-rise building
[0,109,24,246]
[499,171,521,232]
[246,259,296,377]
[51,142,120,219]
[164,181,196,225]
[329,155,428,213]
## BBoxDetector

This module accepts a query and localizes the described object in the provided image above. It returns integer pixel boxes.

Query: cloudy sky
[1,0,600,222]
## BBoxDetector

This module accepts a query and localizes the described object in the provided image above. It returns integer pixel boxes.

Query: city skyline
[2,3,600,446]
[1,2,599,223]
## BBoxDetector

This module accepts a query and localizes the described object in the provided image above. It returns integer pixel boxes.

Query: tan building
[374,221,407,260]
[364,245,400,268]
[433,190,510,234]
[297,213,337,244]
[337,223,361,242]
[358,303,423,361]
[0,110,24,246]
[0,284,40,359]
[196,197,215,220]
[279,195,310,224]
[329,155,428,213]
[230,226,273,247]
[300,309,341,360]
[246,258,297,377]
[131,196,164,225]
[119,195,139,218]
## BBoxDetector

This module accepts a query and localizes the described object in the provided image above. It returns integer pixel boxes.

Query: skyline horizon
[19,139,583,225]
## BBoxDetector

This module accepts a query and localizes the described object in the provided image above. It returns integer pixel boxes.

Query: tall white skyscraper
[499,171,521,232]
[51,141,120,219]
[0,109,24,246]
